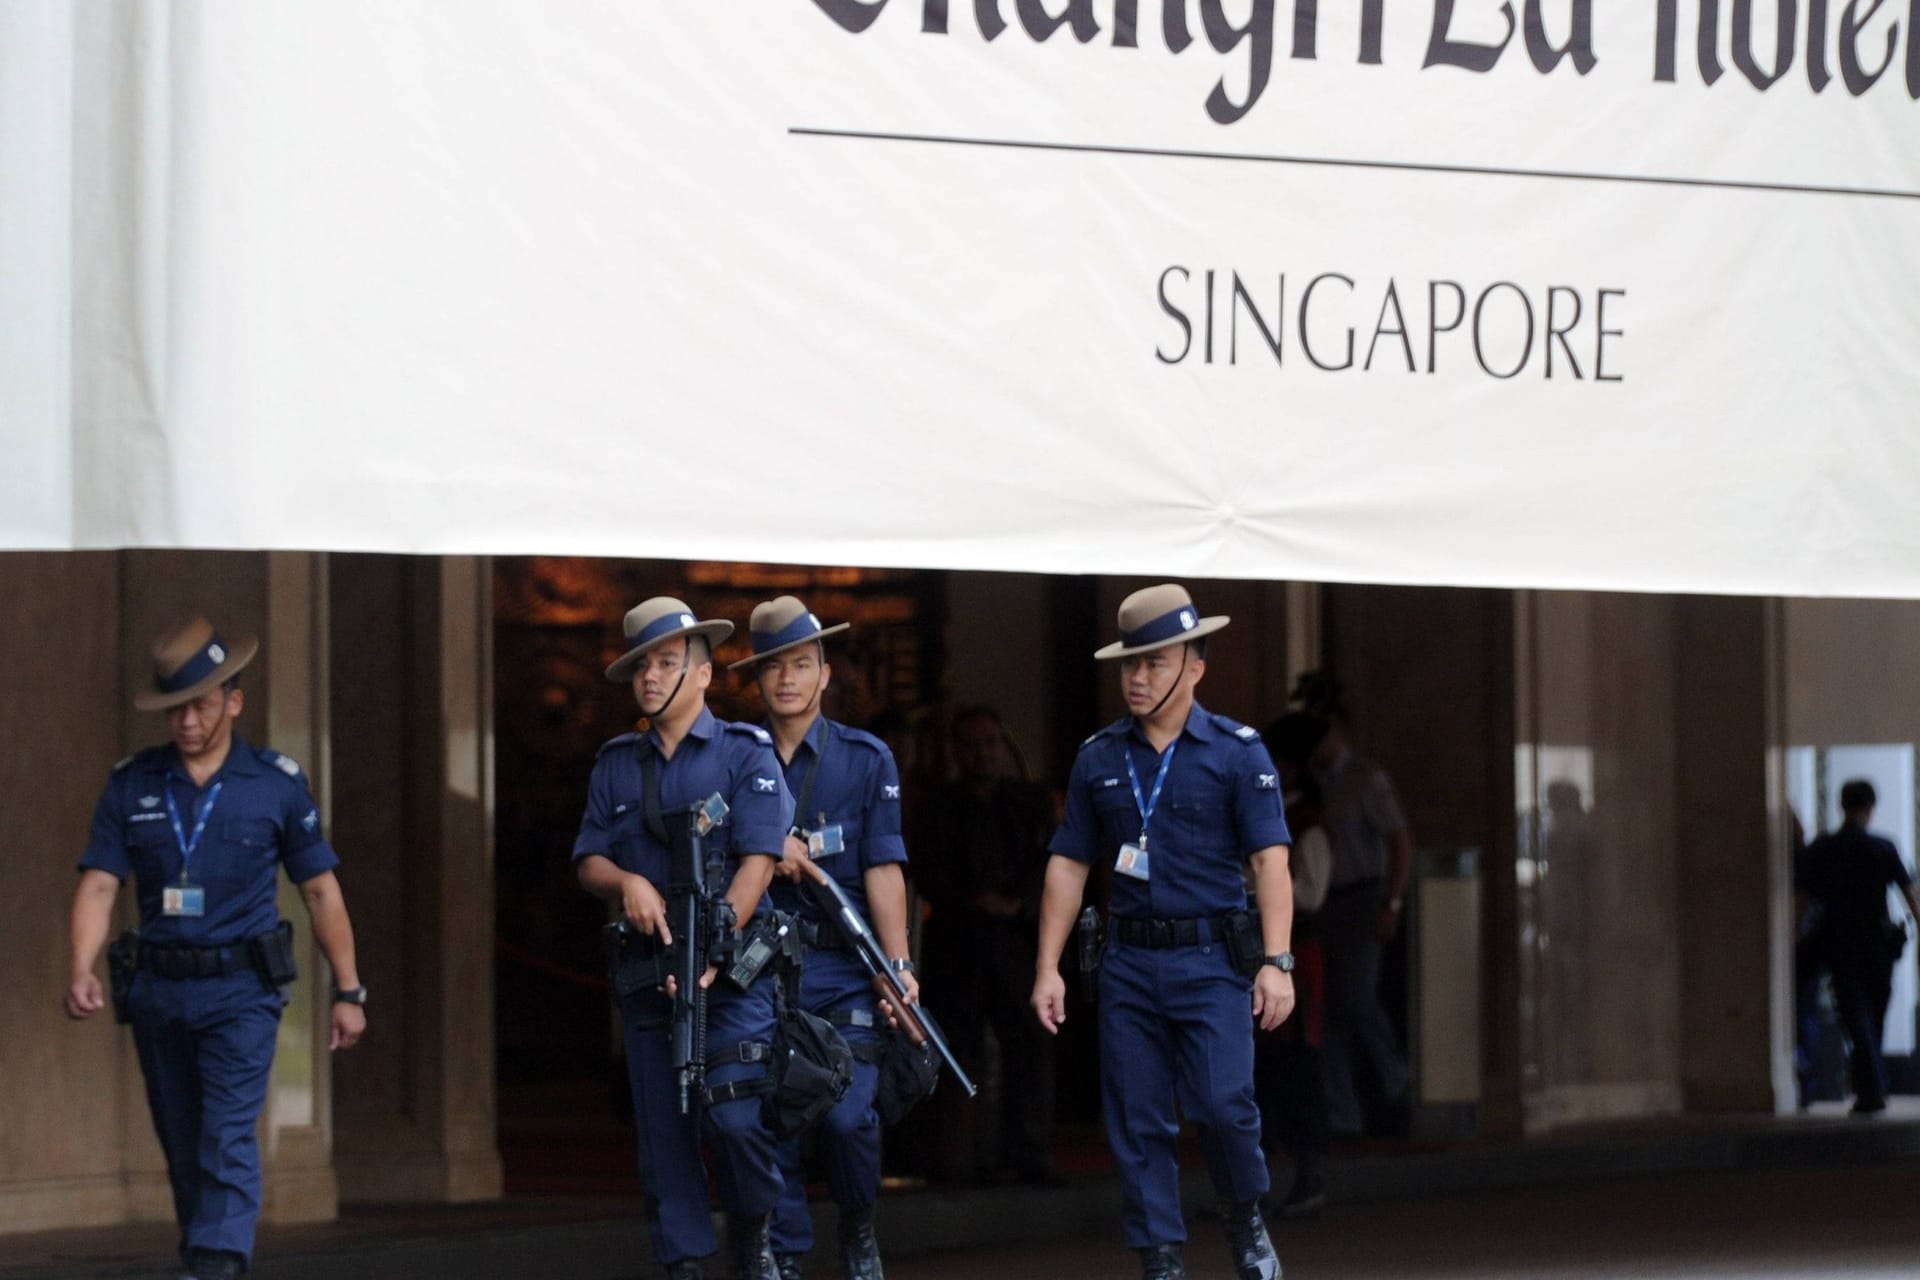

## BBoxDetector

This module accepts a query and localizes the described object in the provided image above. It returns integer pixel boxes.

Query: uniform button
[1200,945,1212,955]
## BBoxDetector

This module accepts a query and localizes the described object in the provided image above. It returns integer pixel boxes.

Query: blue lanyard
[1123,739,1178,850]
[164,779,224,884]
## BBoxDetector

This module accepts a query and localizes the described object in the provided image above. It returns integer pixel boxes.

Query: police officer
[573,597,793,1280]
[63,617,366,1280]
[1032,585,1292,1280]
[727,597,916,1280]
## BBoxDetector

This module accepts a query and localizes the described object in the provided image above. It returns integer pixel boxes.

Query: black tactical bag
[763,1003,855,1140]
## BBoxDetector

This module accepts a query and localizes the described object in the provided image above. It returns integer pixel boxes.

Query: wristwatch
[1261,953,1295,973]
[888,957,916,976]
[332,986,369,1006]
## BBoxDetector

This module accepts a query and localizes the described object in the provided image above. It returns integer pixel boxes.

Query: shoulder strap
[641,749,669,845]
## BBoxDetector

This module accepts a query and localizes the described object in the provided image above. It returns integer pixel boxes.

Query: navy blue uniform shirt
[765,715,907,924]
[1050,703,1291,920]
[574,707,794,914]
[80,735,339,947]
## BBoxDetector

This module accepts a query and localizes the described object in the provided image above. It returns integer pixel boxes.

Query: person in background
[915,705,1061,1185]
[1798,779,1920,1116]
[1293,671,1413,1137]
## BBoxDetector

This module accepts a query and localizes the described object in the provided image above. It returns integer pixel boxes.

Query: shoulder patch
[267,753,303,778]
[595,731,642,760]
[1236,725,1259,741]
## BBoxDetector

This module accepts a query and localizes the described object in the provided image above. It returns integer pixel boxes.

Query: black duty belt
[1110,915,1232,949]
[798,920,852,952]
[137,941,251,980]
[825,1007,876,1030]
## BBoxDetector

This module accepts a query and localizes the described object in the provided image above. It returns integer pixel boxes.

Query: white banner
[6,1,1919,596]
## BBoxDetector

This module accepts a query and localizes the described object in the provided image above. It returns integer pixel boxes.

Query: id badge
[1114,842,1151,882]
[808,824,846,857]
[163,884,207,918]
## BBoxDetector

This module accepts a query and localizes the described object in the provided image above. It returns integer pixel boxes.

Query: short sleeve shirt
[767,715,907,924]
[79,735,339,947]
[572,706,793,916]
[1049,703,1291,920]
[1316,749,1408,889]
[1800,823,1912,936]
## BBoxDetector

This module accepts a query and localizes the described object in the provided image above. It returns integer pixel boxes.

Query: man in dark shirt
[916,705,1060,1184]
[1798,779,1920,1115]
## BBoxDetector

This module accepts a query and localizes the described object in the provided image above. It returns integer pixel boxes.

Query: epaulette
[836,725,890,756]
[1211,712,1261,743]
[1079,718,1129,750]
[258,748,307,780]
[595,731,642,760]
[111,754,137,773]
[724,721,774,745]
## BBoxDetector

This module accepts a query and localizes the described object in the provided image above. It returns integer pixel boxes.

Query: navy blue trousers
[128,969,283,1266]
[1099,940,1268,1248]
[769,951,884,1255]
[620,980,782,1266]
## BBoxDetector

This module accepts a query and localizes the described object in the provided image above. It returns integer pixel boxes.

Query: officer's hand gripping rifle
[665,793,735,1115]
[798,863,977,1098]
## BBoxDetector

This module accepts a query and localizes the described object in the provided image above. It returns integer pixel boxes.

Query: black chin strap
[648,668,690,724]
[1141,645,1191,724]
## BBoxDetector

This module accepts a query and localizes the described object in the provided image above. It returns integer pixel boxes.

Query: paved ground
[4,1106,1917,1279]
[878,1162,1920,1279]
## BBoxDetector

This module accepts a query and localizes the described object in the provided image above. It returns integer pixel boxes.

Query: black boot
[838,1205,884,1280]
[774,1252,806,1280]
[664,1260,709,1280]
[1136,1242,1188,1280]
[728,1213,780,1280]
[1222,1199,1283,1280]
[180,1249,242,1280]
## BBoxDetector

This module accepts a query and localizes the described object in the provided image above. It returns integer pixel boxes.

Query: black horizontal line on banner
[789,126,1920,203]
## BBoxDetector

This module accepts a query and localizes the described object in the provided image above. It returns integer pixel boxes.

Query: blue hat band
[752,612,824,657]
[157,634,231,693]
[623,609,700,659]
[1119,605,1201,650]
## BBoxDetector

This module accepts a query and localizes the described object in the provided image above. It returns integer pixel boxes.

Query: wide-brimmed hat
[604,597,734,682]
[727,596,850,671]
[1093,584,1230,660]
[133,617,260,711]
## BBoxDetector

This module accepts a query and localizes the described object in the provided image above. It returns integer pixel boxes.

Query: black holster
[1075,905,1103,1003]
[603,920,668,1001]
[106,930,138,1025]
[250,920,299,991]
[1225,909,1265,980]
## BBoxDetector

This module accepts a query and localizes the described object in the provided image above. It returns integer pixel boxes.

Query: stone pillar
[259,552,340,1223]
[331,555,502,1202]
[1673,596,1793,1113]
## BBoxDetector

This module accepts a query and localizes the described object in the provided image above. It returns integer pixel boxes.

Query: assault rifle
[665,792,734,1114]
[799,864,976,1098]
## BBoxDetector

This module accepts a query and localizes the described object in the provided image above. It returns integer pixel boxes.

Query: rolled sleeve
[727,743,794,860]
[1047,752,1100,865]
[77,782,131,880]
[1235,742,1294,856]
[279,786,339,883]
[859,752,908,869]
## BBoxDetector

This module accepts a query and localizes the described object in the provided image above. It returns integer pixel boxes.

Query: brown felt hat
[726,596,850,672]
[1092,584,1230,660]
[604,596,734,682]
[133,616,260,711]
